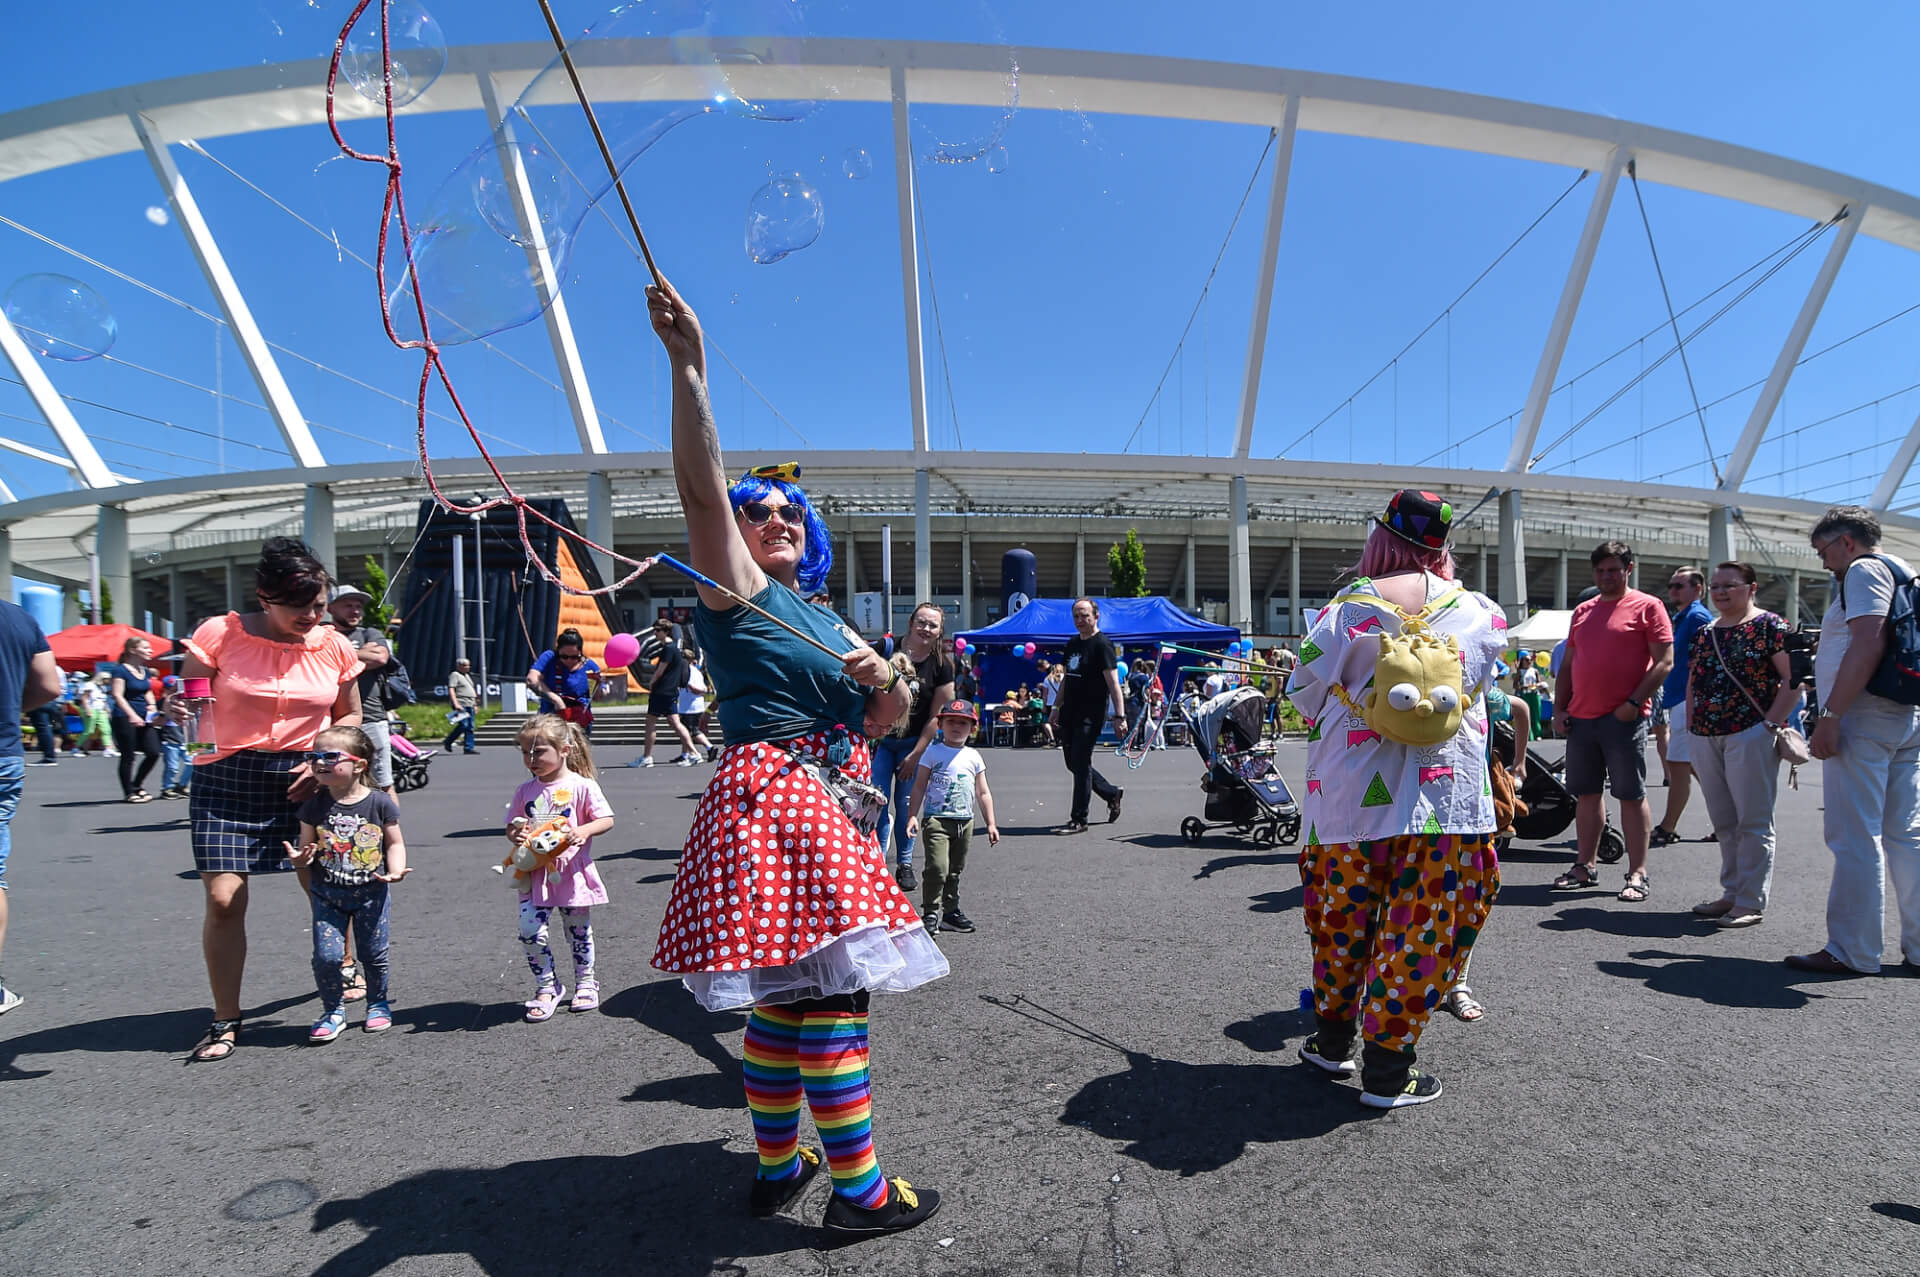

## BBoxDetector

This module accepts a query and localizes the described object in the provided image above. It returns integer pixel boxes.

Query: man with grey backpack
[1787,506,1920,975]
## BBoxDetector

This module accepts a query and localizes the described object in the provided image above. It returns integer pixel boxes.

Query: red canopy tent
[47,624,179,674]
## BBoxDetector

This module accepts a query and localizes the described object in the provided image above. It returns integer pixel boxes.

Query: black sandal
[189,1018,240,1063]
[1618,871,1652,903]
[1551,863,1600,890]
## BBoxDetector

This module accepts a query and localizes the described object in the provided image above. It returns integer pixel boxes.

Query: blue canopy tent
[955,597,1241,706]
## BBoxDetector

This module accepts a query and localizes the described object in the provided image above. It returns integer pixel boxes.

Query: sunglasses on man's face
[738,501,803,528]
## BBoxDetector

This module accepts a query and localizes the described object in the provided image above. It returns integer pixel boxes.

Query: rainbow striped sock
[743,1007,805,1181]
[799,1009,886,1208]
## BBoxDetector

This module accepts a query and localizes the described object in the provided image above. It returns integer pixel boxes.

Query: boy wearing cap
[904,700,1000,937]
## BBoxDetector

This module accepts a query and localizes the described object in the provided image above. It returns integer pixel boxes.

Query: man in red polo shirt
[1551,540,1674,903]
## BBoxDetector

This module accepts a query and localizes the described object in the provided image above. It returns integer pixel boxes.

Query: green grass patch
[390,701,501,739]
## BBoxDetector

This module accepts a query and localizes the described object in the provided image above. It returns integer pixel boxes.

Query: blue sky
[2,1,1918,507]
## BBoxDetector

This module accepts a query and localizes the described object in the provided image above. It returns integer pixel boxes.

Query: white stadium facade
[3,38,1919,636]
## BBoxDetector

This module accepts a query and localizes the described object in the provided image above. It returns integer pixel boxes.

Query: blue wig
[728,474,833,597]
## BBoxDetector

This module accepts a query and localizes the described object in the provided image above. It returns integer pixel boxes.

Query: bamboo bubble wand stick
[654,553,852,661]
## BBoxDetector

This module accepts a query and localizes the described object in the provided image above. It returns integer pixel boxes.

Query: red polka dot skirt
[653,732,937,993]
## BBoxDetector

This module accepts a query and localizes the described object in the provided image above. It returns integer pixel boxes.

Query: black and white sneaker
[1298,1034,1358,1077]
[822,1178,941,1235]
[941,908,976,933]
[922,908,941,937]
[26,759,56,767]
[895,864,918,893]
[1359,1068,1443,1109]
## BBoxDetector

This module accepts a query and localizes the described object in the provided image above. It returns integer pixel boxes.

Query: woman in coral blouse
[180,538,362,1062]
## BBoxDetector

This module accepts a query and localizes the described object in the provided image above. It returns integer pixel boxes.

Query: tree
[99,580,115,626]
[1107,529,1149,598]
[362,556,396,633]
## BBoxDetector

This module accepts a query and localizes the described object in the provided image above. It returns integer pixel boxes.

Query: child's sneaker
[635,756,656,768]
[941,908,976,933]
[822,1178,942,1235]
[363,1002,393,1033]
[0,987,23,1015]
[1359,1068,1444,1109]
[308,1008,348,1043]
[1298,1034,1358,1077]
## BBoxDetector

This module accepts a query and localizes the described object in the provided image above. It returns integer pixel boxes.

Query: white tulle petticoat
[681,921,949,1012]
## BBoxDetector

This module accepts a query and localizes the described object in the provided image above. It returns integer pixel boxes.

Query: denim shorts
[1563,714,1650,801]
[0,754,24,890]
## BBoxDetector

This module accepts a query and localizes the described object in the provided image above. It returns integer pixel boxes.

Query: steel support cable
[914,166,964,450]
[503,109,806,448]
[1627,162,1722,483]
[1280,169,1591,458]
[1118,129,1277,455]
[1527,215,1837,466]
[1413,217,1832,469]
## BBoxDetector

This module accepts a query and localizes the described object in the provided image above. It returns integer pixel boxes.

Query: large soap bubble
[3,274,117,362]
[745,174,825,264]
[342,0,447,109]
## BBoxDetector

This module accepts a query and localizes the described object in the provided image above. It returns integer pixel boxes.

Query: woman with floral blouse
[1685,561,1801,928]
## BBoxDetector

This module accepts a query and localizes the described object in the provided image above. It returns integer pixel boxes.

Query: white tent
[1506,609,1574,646]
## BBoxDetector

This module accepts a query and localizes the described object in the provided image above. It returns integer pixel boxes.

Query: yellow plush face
[1364,632,1466,746]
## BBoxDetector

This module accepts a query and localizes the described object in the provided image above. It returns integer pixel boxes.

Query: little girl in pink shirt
[504,715,614,1021]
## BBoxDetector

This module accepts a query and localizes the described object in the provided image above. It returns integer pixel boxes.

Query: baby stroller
[1501,723,1625,862]
[388,713,436,793]
[1176,686,1303,847]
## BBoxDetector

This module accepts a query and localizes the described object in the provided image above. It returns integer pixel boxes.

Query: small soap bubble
[745,174,825,265]
[3,274,117,362]
[841,147,873,180]
[343,0,447,109]
[986,145,1010,174]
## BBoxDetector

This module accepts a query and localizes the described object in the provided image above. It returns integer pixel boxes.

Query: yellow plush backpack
[1328,585,1469,747]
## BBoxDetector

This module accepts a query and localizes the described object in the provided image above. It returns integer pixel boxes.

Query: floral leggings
[519,897,594,989]
[1299,833,1499,1055]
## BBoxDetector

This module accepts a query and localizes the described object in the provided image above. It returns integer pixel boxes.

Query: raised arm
[648,275,762,611]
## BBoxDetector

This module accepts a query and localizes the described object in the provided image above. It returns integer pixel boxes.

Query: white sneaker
[0,988,23,1015]
[104,749,120,757]
[636,756,656,768]
[674,754,697,767]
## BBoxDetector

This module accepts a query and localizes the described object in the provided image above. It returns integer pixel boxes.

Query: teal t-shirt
[695,579,869,744]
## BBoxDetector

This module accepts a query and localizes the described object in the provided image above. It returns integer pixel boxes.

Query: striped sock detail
[798,1010,886,1208]
[744,1006,806,1181]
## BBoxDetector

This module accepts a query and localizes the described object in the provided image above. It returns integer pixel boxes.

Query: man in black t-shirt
[1049,598,1126,831]
[638,619,700,767]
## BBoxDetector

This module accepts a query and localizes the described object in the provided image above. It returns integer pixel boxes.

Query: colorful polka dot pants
[1299,834,1499,1055]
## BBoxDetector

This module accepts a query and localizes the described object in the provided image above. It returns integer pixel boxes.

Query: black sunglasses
[556,651,584,663]
[739,500,803,528]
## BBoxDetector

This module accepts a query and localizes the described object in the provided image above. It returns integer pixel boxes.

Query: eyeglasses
[1811,535,1845,554]
[738,501,804,528]
[304,750,348,765]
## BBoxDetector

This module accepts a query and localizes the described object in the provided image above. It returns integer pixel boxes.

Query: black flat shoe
[749,1148,821,1217]
[1107,790,1124,823]
[822,1178,941,1235]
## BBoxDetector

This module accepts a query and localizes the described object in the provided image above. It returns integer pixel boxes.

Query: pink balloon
[1024,642,1036,657]
[603,632,641,669]
[955,638,967,652]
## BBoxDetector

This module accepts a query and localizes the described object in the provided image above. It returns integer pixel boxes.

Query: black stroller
[1501,722,1625,862]
[388,713,437,794]
[1175,687,1303,848]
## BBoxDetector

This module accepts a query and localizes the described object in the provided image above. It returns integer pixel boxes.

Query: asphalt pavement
[3,735,1917,1276]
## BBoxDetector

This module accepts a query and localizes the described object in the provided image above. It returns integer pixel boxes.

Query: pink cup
[182,677,213,700]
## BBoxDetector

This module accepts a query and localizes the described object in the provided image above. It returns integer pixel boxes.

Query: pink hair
[1353,524,1455,581]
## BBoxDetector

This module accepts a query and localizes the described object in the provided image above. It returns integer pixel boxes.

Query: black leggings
[1060,712,1120,824]
[111,718,161,795]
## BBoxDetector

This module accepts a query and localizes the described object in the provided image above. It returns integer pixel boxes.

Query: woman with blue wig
[645,276,947,1236]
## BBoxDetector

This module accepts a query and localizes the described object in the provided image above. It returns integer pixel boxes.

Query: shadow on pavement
[0,993,312,1080]
[1539,906,1714,939]
[309,1139,816,1275]
[1060,1053,1369,1175]
[1222,1007,1313,1054]
[1870,1202,1920,1226]
[603,980,748,1109]
[439,828,505,840]
[1248,886,1305,915]
[88,820,189,835]
[1595,949,1841,1008]
[1192,850,1294,880]
[394,999,525,1035]
[595,845,682,863]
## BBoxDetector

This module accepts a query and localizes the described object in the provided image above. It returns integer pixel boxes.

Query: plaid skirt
[190,750,303,875]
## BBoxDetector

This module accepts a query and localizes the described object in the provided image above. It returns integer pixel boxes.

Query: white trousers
[1820,697,1920,972]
